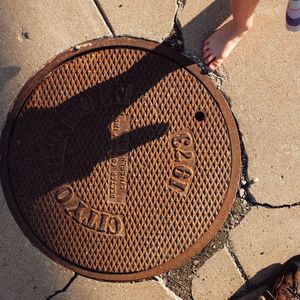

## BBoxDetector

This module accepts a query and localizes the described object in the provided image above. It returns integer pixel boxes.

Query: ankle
[232,18,253,34]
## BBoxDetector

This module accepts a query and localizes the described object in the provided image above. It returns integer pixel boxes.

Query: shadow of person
[0,66,21,93]
[230,263,282,299]
[3,0,236,245]
[179,0,231,55]
[0,1,239,297]
[5,0,235,207]
[7,41,184,210]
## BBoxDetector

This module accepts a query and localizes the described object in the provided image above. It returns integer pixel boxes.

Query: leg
[203,0,260,71]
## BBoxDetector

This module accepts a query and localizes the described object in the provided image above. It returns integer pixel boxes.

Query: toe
[203,50,211,59]
[204,55,214,64]
[208,63,217,71]
[209,60,222,71]
[203,44,210,52]
[213,58,224,69]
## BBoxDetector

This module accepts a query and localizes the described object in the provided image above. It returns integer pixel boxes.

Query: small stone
[73,45,80,51]
[241,180,247,186]
[21,30,30,40]
[251,178,259,184]
[192,260,199,265]
[239,188,246,198]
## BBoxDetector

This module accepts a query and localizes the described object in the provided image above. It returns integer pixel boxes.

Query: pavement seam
[92,0,116,36]
[165,0,186,52]
[154,276,184,300]
[174,0,185,39]
[226,240,269,299]
[45,273,77,300]
[226,241,249,282]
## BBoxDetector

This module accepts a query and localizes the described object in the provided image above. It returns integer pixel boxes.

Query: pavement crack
[45,273,77,300]
[225,102,300,211]
[92,0,116,36]
[167,0,185,51]
[226,242,249,282]
[241,178,300,209]
[248,199,300,209]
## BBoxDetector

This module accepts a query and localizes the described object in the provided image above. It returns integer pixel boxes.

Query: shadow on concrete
[0,66,21,94]
[6,0,233,211]
[179,0,231,55]
[7,43,179,205]
[0,1,234,298]
[230,263,282,299]
[1,0,234,207]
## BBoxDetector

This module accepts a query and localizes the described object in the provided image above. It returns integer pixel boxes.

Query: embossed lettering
[53,184,125,237]
[173,165,193,180]
[99,214,110,233]
[174,149,194,162]
[108,115,130,204]
[169,129,196,195]
[114,84,133,106]
[44,95,94,185]
[74,203,91,226]
[88,211,102,230]
[108,216,122,235]
[169,178,188,193]
[171,132,192,148]
[54,185,80,210]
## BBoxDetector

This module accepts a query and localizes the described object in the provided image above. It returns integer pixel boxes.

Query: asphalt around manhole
[0,37,240,281]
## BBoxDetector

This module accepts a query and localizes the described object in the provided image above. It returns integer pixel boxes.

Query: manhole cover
[0,38,241,281]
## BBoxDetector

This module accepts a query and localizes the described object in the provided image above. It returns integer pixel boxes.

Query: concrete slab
[230,206,300,285]
[1,0,299,298]
[0,1,110,299]
[192,247,244,300]
[222,0,300,206]
[0,0,111,130]
[99,0,175,41]
[55,277,179,300]
[180,0,300,205]
[179,0,231,55]
[0,193,74,299]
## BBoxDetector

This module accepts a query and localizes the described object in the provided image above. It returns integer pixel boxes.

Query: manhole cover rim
[0,37,241,281]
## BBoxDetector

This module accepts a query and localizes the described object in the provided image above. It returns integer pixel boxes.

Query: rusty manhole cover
[0,38,240,281]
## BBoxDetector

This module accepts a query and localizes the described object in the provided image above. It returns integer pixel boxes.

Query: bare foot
[203,20,251,71]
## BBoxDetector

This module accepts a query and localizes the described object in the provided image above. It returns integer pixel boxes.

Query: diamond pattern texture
[7,45,234,276]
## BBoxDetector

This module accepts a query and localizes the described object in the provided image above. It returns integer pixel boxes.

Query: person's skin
[203,0,261,71]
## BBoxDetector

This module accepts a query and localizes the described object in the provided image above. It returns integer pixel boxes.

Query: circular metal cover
[0,38,240,281]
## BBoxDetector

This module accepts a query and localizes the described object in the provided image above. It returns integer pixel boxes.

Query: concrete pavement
[0,0,299,299]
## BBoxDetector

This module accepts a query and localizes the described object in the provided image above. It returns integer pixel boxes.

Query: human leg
[203,0,260,71]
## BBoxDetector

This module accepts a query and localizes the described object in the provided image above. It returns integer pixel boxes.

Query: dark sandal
[259,255,300,300]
